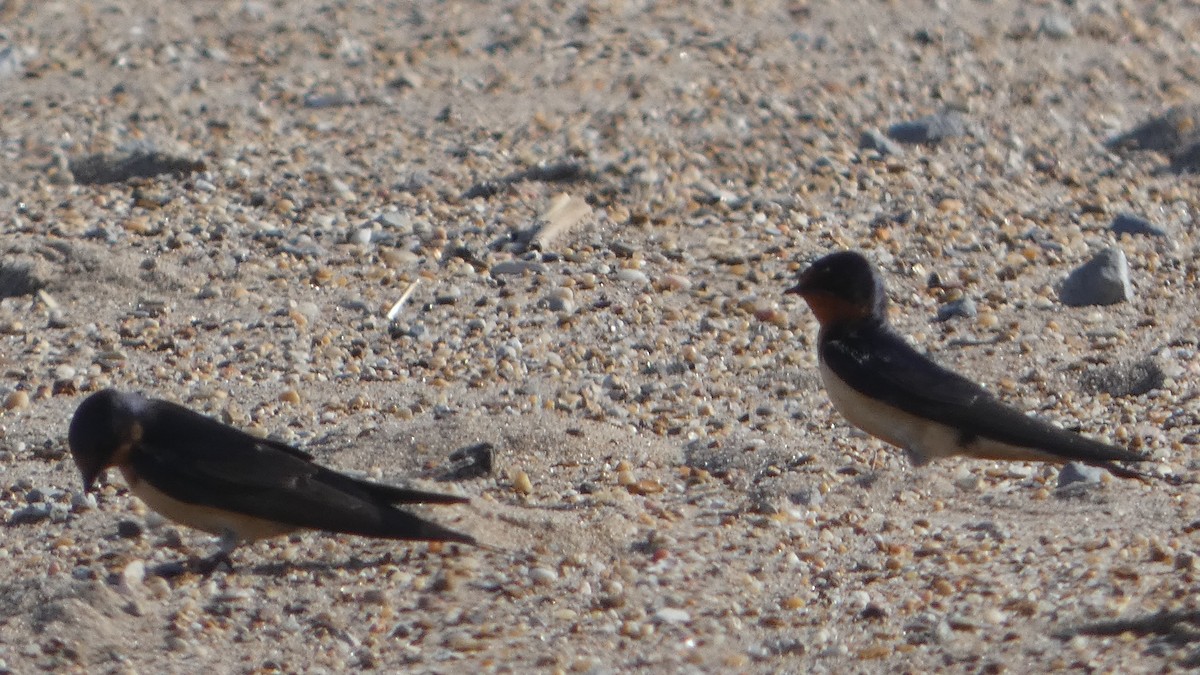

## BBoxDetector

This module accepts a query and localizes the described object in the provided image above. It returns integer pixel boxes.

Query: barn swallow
[786,251,1149,479]
[68,389,476,572]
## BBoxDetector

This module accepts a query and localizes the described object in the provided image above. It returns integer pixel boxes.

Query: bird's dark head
[785,250,887,325]
[68,389,146,492]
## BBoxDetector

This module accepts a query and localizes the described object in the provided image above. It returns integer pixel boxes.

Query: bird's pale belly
[817,361,1060,465]
[120,467,297,543]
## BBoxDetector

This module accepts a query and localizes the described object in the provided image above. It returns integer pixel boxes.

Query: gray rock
[434,286,462,306]
[936,296,977,321]
[789,486,823,507]
[49,504,70,523]
[8,505,50,525]
[1057,462,1105,488]
[544,294,575,313]
[1039,13,1074,39]
[389,322,432,342]
[1059,247,1132,306]
[887,110,969,145]
[905,614,953,645]
[302,92,356,108]
[71,492,97,512]
[0,45,23,79]
[117,519,145,538]
[1110,213,1167,238]
[376,212,410,231]
[490,260,546,277]
[859,128,902,156]
[434,443,494,481]
[610,241,638,258]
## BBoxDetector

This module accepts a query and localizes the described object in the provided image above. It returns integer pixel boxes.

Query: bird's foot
[852,470,886,489]
[147,553,232,578]
[193,551,234,575]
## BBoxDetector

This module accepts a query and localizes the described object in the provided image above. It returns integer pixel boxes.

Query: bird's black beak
[786,266,815,296]
[81,467,102,493]
[72,446,107,493]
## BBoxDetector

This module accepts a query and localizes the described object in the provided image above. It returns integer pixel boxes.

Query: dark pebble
[117,519,145,539]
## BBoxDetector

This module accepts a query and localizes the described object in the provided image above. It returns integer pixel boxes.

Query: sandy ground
[3,0,1200,672]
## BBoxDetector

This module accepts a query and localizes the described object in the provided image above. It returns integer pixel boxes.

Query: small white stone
[120,560,146,592]
[616,268,650,285]
[351,228,373,245]
[654,607,690,624]
[529,567,558,585]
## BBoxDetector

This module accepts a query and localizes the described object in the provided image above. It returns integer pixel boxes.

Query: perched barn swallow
[68,389,476,571]
[786,251,1149,479]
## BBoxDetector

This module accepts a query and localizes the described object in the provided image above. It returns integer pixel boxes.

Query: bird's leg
[903,446,931,468]
[195,530,238,575]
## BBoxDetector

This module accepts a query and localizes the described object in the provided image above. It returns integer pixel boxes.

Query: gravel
[1,0,1198,672]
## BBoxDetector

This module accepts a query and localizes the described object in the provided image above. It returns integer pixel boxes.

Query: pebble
[376,212,411,231]
[120,560,146,591]
[658,273,691,291]
[490,260,546,277]
[70,492,97,512]
[530,193,593,252]
[0,45,22,79]
[117,519,145,539]
[435,286,463,306]
[529,567,558,585]
[1038,13,1074,39]
[49,504,69,523]
[887,110,969,145]
[544,289,576,313]
[3,391,29,411]
[954,472,983,492]
[1057,462,1105,488]
[512,470,533,495]
[653,607,691,624]
[8,505,50,525]
[436,442,495,481]
[1110,213,1167,238]
[1059,247,1132,306]
[392,322,431,341]
[615,268,650,285]
[936,296,977,322]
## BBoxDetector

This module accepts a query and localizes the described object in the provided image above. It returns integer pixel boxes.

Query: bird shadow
[147,547,474,579]
[1055,607,1200,668]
